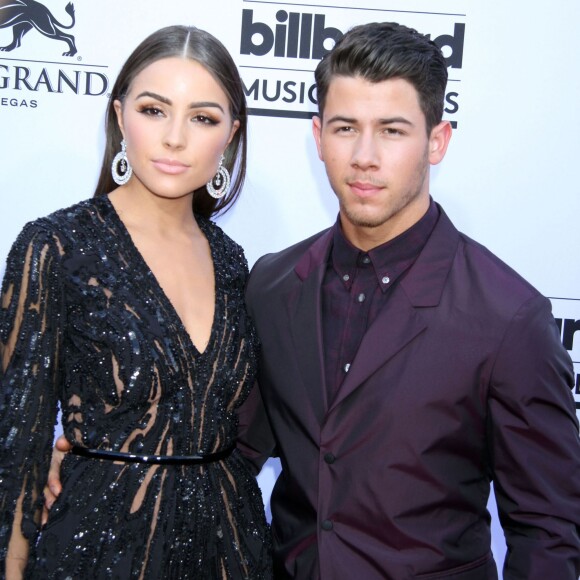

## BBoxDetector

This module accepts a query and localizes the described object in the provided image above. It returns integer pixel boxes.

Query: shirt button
[344,363,351,373]
[382,276,390,284]
[357,293,366,303]
[324,452,336,464]
[342,274,350,282]
[321,520,334,531]
[362,256,371,264]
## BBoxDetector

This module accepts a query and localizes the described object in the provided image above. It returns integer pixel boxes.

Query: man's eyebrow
[378,116,414,126]
[135,91,225,112]
[325,115,414,126]
[326,115,357,125]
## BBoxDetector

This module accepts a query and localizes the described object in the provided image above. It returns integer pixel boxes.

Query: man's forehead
[325,75,417,96]
[322,76,422,122]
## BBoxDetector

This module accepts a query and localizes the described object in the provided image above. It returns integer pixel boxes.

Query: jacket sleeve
[488,293,580,579]
[236,257,277,475]
[236,381,277,475]
[0,223,64,576]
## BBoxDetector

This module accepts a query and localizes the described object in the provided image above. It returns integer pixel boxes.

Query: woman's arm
[0,223,64,578]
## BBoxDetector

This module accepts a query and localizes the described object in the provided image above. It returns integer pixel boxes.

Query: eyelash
[138,105,163,117]
[334,126,404,136]
[137,106,219,125]
[193,114,219,126]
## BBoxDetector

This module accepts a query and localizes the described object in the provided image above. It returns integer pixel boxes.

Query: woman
[0,25,272,579]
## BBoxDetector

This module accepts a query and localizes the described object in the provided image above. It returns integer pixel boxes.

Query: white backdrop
[1,1,579,575]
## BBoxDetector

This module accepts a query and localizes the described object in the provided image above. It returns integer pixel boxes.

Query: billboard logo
[241,9,465,69]
[556,318,580,352]
[0,0,77,57]
[241,9,341,59]
[552,297,580,409]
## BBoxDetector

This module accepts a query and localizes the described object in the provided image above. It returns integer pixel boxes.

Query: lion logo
[0,0,77,56]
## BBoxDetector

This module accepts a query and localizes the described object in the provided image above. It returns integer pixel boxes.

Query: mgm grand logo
[0,1,110,107]
[0,0,77,56]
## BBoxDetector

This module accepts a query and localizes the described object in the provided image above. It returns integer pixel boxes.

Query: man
[241,21,580,579]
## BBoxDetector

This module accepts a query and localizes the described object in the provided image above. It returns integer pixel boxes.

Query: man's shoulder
[418,207,546,322]
[252,228,330,278]
[245,228,331,308]
[452,228,545,316]
[432,206,539,299]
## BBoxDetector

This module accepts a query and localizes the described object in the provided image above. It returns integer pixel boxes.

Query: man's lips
[152,159,190,174]
[348,181,383,198]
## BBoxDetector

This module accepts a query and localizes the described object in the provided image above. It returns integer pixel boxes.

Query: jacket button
[324,452,335,464]
[321,520,333,531]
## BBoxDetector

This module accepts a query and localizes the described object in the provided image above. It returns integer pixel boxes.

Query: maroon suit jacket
[241,205,580,579]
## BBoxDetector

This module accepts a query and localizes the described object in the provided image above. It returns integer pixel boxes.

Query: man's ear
[312,115,324,161]
[428,120,452,165]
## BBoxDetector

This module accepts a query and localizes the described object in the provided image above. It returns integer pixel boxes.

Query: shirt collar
[330,198,440,292]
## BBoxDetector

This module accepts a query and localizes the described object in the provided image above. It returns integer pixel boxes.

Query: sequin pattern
[0,196,272,579]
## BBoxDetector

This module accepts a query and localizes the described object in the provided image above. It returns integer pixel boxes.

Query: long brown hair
[94,25,247,219]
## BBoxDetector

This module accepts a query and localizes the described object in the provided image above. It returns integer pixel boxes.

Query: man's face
[313,76,450,249]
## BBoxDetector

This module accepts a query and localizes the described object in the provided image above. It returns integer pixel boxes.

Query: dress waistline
[71,444,235,465]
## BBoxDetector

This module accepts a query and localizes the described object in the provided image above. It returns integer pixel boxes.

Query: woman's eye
[139,106,163,116]
[193,114,218,125]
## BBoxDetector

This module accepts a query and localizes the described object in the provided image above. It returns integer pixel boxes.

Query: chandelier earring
[111,139,133,185]
[206,154,230,199]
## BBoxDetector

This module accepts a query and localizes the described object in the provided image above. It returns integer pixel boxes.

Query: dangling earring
[111,139,132,185]
[206,154,230,199]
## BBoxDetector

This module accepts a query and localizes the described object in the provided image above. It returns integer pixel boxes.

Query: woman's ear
[227,119,240,146]
[113,99,125,139]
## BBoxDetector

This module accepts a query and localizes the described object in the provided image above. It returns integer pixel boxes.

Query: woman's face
[114,56,239,200]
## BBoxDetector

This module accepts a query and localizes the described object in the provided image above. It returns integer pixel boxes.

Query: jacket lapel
[328,206,460,413]
[287,229,333,422]
[327,291,426,413]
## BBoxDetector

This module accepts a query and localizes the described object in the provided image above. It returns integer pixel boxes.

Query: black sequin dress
[0,196,272,579]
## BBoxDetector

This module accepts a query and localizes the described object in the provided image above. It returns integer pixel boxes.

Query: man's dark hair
[314,22,448,134]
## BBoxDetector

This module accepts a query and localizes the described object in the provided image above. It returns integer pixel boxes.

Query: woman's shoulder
[42,196,104,228]
[5,199,111,271]
[197,216,245,258]
[197,216,249,277]
[2,200,92,281]
[21,197,108,243]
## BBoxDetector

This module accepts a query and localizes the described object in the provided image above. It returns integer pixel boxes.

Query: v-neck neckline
[98,194,219,357]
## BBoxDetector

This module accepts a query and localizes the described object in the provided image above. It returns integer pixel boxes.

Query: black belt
[71,445,234,465]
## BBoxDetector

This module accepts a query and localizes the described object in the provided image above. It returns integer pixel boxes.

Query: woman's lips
[152,159,190,175]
